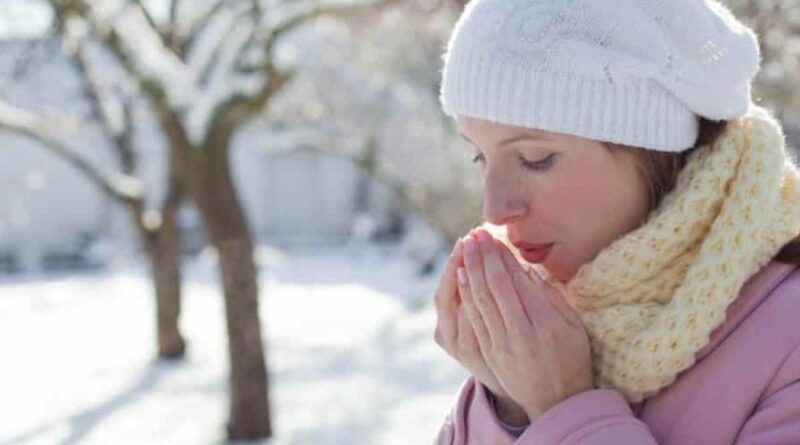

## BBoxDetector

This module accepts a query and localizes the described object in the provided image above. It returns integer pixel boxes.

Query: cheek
[533,158,644,242]
[563,159,648,240]
[534,163,604,229]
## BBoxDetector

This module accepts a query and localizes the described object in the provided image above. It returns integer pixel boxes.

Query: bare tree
[0,0,397,439]
[0,12,190,358]
[0,81,188,360]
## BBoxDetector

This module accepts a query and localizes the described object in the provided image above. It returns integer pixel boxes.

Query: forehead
[456,115,557,145]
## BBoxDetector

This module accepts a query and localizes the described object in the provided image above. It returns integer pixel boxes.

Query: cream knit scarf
[484,104,800,403]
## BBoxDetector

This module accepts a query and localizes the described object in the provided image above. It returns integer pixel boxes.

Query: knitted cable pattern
[484,103,800,403]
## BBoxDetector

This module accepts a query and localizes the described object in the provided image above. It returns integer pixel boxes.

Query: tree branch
[54,0,197,158]
[207,63,294,148]
[179,0,237,59]
[214,0,399,141]
[62,28,138,175]
[164,0,182,49]
[131,0,160,33]
[130,0,191,58]
[56,0,187,114]
[188,2,255,88]
[0,100,143,204]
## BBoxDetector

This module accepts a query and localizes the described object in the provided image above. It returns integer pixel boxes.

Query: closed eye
[520,153,556,171]
[470,152,557,172]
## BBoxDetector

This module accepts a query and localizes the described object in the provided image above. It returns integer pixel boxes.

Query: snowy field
[0,243,469,445]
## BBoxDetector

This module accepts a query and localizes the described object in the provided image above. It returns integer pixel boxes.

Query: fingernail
[464,237,476,253]
[457,267,467,285]
[476,230,491,245]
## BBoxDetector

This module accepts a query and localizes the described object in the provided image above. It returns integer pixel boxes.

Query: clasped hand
[434,228,593,422]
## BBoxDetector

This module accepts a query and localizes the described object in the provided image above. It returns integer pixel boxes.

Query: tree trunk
[150,204,186,359]
[136,198,187,360]
[191,140,272,440]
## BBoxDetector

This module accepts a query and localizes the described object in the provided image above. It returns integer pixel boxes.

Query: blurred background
[0,1,796,444]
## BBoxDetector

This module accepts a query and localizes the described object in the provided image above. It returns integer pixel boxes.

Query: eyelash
[471,153,556,171]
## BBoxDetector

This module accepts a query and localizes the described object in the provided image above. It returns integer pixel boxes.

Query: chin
[542,254,578,283]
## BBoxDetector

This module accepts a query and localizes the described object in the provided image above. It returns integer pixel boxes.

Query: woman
[433,0,800,444]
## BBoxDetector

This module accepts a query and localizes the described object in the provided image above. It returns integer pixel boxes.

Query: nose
[482,171,528,225]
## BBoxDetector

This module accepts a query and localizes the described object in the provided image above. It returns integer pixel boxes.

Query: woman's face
[457,115,651,282]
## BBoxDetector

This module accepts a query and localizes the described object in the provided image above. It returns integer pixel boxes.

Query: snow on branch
[0,100,143,203]
[207,0,399,131]
[71,41,138,174]
[88,0,193,108]
[185,2,251,84]
[57,0,396,147]
[63,0,267,145]
[62,18,127,138]
[186,9,266,144]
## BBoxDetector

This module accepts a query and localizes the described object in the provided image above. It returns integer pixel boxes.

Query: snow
[0,0,52,40]
[0,242,468,445]
[98,1,194,109]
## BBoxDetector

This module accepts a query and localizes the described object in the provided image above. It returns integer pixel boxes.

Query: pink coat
[435,260,800,444]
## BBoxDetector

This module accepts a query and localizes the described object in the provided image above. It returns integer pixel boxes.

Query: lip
[513,242,555,264]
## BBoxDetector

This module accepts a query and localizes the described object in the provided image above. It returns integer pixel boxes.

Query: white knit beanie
[440,0,762,152]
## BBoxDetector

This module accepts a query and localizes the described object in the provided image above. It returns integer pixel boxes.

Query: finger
[457,265,493,354]
[496,238,529,277]
[508,263,561,328]
[528,269,584,329]
[475,230,530,336]
[434,238,464,346]
[493,240,576,326]
[462,235,507,341]
[492,239,551,323]
[434,238,464,310]
[456,304,480,360]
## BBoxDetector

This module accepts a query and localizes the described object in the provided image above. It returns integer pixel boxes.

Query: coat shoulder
[745,263,800,344]
[753,265,800,394]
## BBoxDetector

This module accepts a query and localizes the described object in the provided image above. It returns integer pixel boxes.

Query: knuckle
[473,288,491,307]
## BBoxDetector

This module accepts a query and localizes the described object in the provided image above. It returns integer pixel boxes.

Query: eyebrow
[459,131,550,148]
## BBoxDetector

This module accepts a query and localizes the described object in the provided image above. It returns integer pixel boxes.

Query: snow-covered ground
[0,242,469,445]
